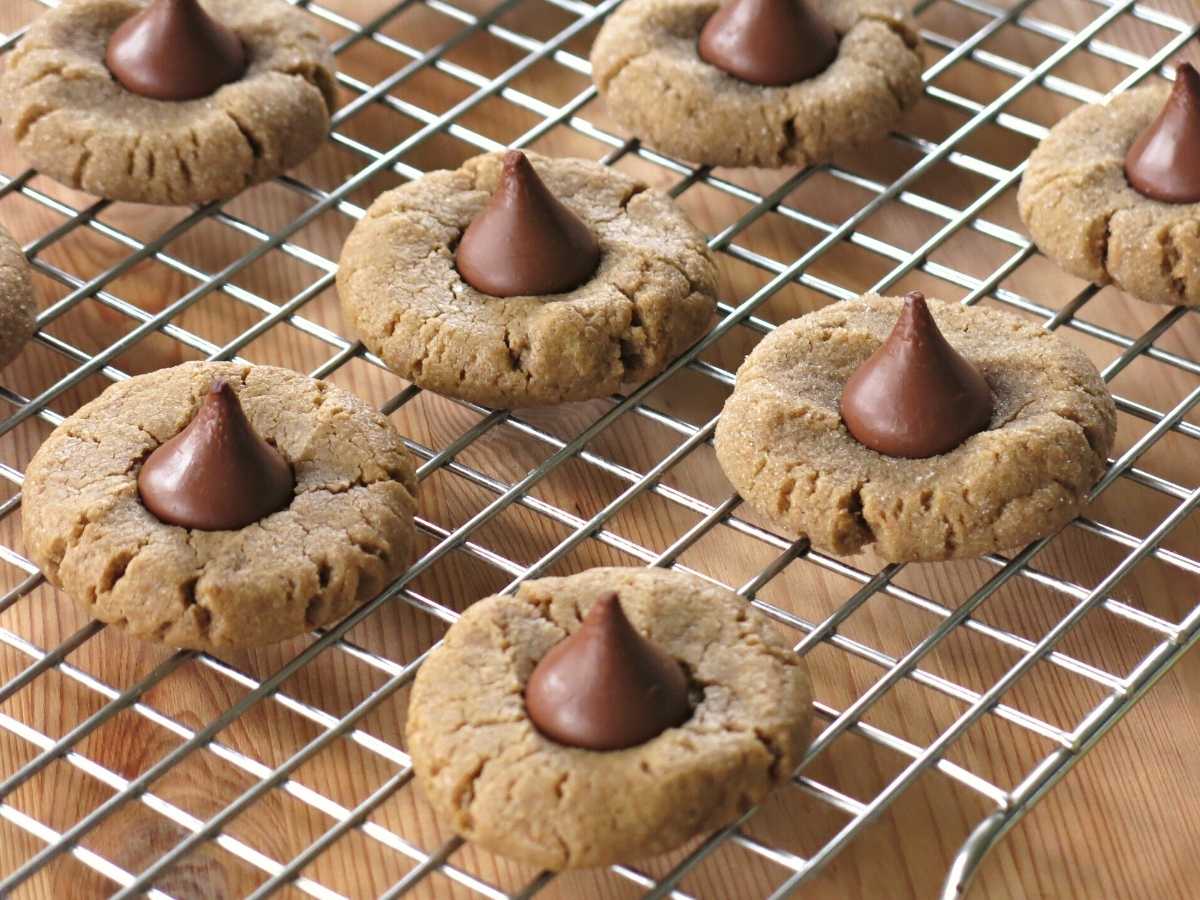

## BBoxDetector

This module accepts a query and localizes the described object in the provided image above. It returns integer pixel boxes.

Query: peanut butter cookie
[591,0,923,169]
[1020,70,1200,306]
[0,224,35,370]
[22,362,418,650]
[407,567,812,869]
[1,0,337,205]
[715,295,1116,561]
[337,151,717,407]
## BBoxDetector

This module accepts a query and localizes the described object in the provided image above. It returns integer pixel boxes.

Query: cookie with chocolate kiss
[716,294,1116,561]
[0,0,337,204]
[21,362,418,650]
[339,151,718,407]
[407,568,812,869]
[1021,64,1200,306]
[591,0,923,169]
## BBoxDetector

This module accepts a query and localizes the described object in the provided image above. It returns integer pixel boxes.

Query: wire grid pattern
[0,0,1197,897]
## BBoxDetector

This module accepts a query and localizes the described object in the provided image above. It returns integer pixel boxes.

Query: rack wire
[0,0,1198,896]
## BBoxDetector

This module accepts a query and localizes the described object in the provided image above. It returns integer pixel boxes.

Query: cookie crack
[45,509,97,578]
[551,770,569,802]
[778,474,797,515]
[847,482,875,545]
[457,748,538,828]
[997,396,1041,427]
[177,148,193,191]
[225,110,264,167]
[71,144,93,189]
[1160,226,1188,303]
[95,539,150,600]
[12,103,54,142]
[443,713,523,736]
[1099,209,1116,277]
[989,474,1079,535]
[858,12,922,49]
[655,252,706,297]
[853,49,911,115]
[752,727,786,782]
[618,183,648,211]
[126,133,141,178]
[780,119,798,166]
[1047,405,1110,459]
[593,46,644,92]
[22,62,68,90]
[280,62,338,115]
[501,324,527,379]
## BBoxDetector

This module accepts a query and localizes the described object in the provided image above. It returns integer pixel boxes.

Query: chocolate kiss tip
[138,379,294,531]
[454,150,601,298]
[839,292,994,460]
[106,0,247,102]
[524,591,692,751]
[698,0,839,87]
[1125,62,1200,204]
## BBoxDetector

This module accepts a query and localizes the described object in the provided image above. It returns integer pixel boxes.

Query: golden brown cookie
[715,295,1116,561]
[0,224,35,370]
[0,0,337,205]
[590,0,923,169]
[407,567,812,869]
[1019,77,1200,306]
[22,362,418,650]
[337,151,718,407]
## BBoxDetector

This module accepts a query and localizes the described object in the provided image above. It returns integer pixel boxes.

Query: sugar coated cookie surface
[1020,77,1200,307]
[591,0,923,168]
[22,362,418,650]
[1,0,336,205]
[337,151,718,407]
[715,295,1116,561]
[0,224,35,370]
[407,567,812,869]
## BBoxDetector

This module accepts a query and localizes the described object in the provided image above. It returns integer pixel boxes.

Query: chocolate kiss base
[106,0,247,102]
[698,0,839,87]
[1125,63,1200,204]
[524,591,691,751]
[138,379,294,531]
[455,150,601,298]
[840,291,994,459]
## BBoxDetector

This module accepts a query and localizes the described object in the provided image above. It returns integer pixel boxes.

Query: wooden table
[1,0,1198,897]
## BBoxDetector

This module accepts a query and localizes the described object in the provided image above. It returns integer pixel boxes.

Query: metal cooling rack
[1,0,1198,897]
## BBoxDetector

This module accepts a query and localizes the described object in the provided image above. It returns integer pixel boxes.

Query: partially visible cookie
[591,0,923,169]
[22,362,418,650]
[1,0,337,205]
[0,224,35,370]
[338,151,717,407]
[715,295,1116,561]
[407,567,811,869]
[1019,69,1200,306]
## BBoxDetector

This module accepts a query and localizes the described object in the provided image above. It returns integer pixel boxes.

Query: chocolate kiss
[524,592,691,751]
[698,0,839,87]
[138,380,294,531]
[106,0,247,102]
[840,292,994,459]
[1125,63,1200,204]
[455,150,601,298]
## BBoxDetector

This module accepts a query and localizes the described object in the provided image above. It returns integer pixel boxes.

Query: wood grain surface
[1,0,1199,898]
